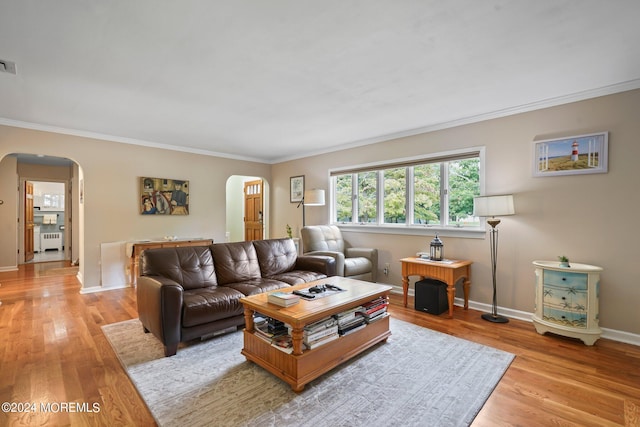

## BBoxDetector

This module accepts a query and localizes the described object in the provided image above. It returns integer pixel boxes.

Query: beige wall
[0,126,271,291]
[272,89,640,336]
[1,89,638,337]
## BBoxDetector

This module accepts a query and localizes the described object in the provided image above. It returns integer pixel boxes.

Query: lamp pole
[481,218,508,323]
[297,189,325,227]
[473,194,515,324]
[297,196,307,227]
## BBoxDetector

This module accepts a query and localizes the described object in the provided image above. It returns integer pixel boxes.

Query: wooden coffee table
[240,276,392,392]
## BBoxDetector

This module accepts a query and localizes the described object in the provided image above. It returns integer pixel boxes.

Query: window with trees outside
[331,148,484,235]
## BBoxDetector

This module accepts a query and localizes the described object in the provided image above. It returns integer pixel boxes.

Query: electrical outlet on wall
[383,263,390,276]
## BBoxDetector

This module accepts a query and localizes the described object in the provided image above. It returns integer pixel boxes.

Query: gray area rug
[102,317,514,427]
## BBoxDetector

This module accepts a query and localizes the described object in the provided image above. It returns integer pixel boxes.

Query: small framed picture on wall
[290,175,304,203]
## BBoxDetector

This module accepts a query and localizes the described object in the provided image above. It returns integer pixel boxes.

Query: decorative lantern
[429,234,444,261]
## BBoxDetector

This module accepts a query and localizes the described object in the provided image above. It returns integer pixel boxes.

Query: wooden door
[24,181,35,262]
[244,180,264,241]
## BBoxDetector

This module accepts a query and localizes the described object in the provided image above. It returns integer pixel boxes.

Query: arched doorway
[225,176,269,242]
[8,153,81,265]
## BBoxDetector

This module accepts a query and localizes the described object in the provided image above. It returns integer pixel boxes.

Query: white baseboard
[387,284,640,347]
[79,285,104,294]
[79,282,130,294]
[599,327,640,346]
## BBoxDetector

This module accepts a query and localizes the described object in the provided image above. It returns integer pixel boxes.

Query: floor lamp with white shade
[298,189,325,226]
[473,194,515,323]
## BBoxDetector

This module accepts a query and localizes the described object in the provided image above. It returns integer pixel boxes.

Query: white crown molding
[2,79,640,164]
[271,79,640,163]
[0,118,267,163]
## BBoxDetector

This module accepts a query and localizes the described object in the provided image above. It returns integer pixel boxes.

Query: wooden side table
[400,257,472,318]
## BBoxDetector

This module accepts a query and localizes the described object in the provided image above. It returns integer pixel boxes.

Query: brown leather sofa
[136,238,336,356]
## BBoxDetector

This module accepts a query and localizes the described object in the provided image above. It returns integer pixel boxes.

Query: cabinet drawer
[543,270,587,289]
[542,306,588,328]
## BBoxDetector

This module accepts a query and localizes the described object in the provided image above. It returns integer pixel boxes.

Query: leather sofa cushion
[182,286,245,327]
[344,257,373,277]
[141,246,217,290]
[268,270,327,285]
[223,278,291,296]
[211,241,261,285]
[253,238,297,277]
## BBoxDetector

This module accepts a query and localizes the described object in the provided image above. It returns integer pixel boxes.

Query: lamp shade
[304,189,325,206]
[473,195,515,217]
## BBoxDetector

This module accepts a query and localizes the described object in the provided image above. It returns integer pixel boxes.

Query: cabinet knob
[562,277,566,281]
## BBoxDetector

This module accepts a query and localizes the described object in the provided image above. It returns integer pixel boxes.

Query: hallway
[27,249,66,263]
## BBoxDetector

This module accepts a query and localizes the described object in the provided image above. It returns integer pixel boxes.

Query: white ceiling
[1,1,640,163]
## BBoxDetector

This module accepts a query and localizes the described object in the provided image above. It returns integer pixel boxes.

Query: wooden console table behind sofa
[128,238,213,285]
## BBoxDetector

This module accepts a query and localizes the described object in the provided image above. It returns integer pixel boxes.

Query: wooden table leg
[463,277,470,310]
[129,256,136,286]
[446,282,455,318]
[402,275,409,307]
[243,307,255,332]
[291,383,305,392]
[290,327,304,355]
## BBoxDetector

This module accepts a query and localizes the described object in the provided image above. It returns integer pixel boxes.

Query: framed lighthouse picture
[533,131,608,177]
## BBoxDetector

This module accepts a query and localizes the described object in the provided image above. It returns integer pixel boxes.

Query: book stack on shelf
[334,305,366,336]
[254,315,281,342]
[271,334,294,353]
[300,316,339,349]
[267,291,300,307]
[254,315,295,353]
[357,296,389,323]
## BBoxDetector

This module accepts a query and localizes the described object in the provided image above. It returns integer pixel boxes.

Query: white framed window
[42,193,64,210]
[330,147,485,237]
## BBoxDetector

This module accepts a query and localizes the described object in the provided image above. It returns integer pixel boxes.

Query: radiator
[101,241,127,288]
[41,232,63,251]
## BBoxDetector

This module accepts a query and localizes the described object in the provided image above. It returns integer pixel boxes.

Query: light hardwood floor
[0,262,638,426]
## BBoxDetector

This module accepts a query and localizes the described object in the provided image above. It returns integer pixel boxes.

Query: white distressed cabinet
[532,261,602,345]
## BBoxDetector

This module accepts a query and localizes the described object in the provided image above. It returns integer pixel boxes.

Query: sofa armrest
[137,275,184,354]
[295,255,337,277]
[345,247,378,282]
[303,250,345,276]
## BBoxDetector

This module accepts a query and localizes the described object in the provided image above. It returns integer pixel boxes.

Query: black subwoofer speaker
[414,278,449,315]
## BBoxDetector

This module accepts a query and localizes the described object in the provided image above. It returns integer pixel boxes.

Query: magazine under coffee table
[240,276,392,392]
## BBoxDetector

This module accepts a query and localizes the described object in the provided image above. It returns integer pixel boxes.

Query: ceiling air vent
[0,59,17,74]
